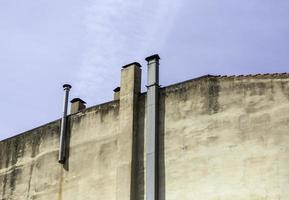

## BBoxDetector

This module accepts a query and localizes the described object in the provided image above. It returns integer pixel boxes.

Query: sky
[0,0,289,140]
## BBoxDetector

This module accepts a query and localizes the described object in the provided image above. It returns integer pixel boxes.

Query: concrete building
[1,55,289,200]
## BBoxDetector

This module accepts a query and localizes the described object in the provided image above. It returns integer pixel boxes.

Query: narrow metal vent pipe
[145,54,160,200]
[59,84,72,164]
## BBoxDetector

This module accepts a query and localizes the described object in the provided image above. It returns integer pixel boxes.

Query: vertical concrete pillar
[116,62,141,200]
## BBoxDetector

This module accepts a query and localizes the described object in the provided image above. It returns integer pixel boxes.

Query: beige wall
[159,75,289,200]
[0,101,120,200]
[1,74,289,200]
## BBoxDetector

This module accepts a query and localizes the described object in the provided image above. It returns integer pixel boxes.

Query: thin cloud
[75,0,183,104]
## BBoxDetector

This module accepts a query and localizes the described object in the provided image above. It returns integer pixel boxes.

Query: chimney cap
[70,98,86,104]
[145,54,160,62]
[113,87,120,92]
[63,84,72,89]
[122,62,141,69]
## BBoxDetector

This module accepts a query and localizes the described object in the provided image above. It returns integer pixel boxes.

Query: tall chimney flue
[145,54,160,200]
[59,84,71,164]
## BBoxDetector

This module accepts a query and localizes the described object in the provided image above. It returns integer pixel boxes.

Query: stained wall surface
[158,75,289,200]
[1,74,289,200]
[0,101,120,200]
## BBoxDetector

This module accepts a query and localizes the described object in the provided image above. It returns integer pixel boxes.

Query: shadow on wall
[57,118,71,200]
[158,91,166,200]
[134,95,145,200]
[63,117,72,171]
[134,91,166,200]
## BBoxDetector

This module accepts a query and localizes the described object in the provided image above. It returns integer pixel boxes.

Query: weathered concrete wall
[158,74,289,199]
[1,73,289,200]
[0,101,120,200]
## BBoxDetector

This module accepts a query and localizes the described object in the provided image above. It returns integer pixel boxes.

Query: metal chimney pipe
[59,84,72,164]
[145,54,160,200]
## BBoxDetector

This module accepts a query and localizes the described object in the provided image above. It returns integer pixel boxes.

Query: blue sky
[0,0,289,140]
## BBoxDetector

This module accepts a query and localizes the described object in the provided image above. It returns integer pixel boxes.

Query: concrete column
[116,62,141,200]
[70,98,86,114]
